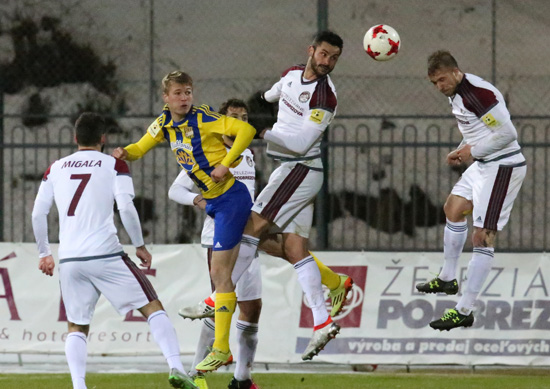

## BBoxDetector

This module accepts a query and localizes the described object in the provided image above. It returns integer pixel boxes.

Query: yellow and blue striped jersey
[124,104,256,199]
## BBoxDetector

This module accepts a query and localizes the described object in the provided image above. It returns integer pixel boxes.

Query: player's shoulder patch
[281,64,306,77]
[482,112,500,127]
[147,110,169,137]
[309,109,325,124]
[114,158,131,176]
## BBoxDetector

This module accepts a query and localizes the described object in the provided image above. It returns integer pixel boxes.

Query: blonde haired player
[171,99,352,388]
[417,50,527,331]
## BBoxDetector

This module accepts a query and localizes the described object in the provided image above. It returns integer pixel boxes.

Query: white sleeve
[113,172,143,247]
[470,99,517,158]
[168,170,200,206]
[263,108,333,154]
[32,180,54,258]
[263,79,283,102]
[116,193,144,247]
[471,120,518,159]
[264,126,323,155]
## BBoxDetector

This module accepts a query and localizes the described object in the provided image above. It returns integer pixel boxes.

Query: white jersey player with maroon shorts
[223,31,345,363]
[31,113,197,389]
[418,51,527,332]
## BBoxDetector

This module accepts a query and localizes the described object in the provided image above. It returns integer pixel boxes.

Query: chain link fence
[1,0,549,250]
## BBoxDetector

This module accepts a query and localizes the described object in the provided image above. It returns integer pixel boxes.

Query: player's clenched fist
[112,147,129,160]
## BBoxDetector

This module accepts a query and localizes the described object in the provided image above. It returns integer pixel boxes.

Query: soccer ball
[363,24,401,61]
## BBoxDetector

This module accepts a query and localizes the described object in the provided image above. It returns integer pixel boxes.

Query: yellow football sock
[212,291,236,353]
[310,252,340,290]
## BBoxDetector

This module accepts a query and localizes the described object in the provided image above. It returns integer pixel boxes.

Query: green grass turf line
[1,372,550,389]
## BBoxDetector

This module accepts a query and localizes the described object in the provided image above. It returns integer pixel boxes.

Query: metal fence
[1,0,550,250]
[2,117,549,252]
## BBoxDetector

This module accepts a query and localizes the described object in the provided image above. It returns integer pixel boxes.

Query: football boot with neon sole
[168,368,199,389]
[196,348,233,372]
[328,275,354,317]
[430,308,474,331]
[416,277,458,295]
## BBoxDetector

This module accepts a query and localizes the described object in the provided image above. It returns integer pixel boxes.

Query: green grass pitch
[1,370,550,389]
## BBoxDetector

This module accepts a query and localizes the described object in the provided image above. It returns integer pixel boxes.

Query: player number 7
[68,174,91,216]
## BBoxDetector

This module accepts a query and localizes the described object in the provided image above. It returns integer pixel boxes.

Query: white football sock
[147,310,184,371]
[456,247,494,315]
[234,320,259,381]
[294,256,329,327]
[439,219,468,281]
[190,318,215,376]
[65,332,87,389]
[231,235,260,285]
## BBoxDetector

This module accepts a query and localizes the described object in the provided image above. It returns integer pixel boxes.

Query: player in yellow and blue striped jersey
[112,71,256,369]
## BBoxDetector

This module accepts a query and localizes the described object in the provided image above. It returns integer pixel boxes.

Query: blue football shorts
[205,180,252,251]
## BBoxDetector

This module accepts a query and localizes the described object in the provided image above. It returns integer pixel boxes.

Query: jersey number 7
[68,174,91,216]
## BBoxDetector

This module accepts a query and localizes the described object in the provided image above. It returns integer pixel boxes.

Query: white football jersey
[450,73,520,160]
[264,65,337,160]
[172,148,255,247]
[35,150,134,259]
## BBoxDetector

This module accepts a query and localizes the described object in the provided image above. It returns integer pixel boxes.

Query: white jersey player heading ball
[417,50,527,332]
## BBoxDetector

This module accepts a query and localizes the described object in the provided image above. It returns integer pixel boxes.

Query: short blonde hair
[161,71,193,94]
[427,50,459,76]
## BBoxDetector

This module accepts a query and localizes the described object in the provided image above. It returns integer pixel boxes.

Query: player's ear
[307,45,315,57]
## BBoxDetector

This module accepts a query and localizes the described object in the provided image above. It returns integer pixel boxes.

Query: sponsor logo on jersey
[176,149,195,171]
[171,141,193,152]
[282,98,303,116]
[246,156,253,167]
[299,91,311,103]
[456,118,470,125]
[281,91,304,116]
[482,113,499,127]
[309,109,324,124]
[287,81,292,87]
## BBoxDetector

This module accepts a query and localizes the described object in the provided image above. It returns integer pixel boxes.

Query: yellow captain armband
[462,209,473,216]
[481,113,499,128]
[309,109,325,124]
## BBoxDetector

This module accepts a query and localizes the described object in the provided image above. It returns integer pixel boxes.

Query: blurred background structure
[0,0,549,251]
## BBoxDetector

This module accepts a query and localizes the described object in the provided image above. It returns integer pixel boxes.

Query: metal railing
[2,116,548,252]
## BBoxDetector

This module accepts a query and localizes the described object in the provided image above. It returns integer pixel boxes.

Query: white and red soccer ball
[363,24,401,61]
